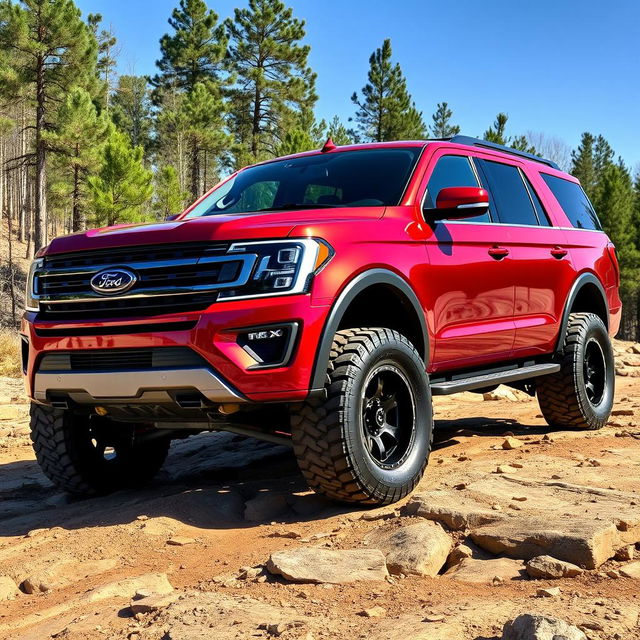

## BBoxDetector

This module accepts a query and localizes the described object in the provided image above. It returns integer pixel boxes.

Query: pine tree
[594,162,640,338]
[181,82,229,198]
[87,13,118,110]
[351,39,425,142]
[483,113,508,145]
[153,0,227,95]
[44,87,110,231]
[510,135,537,155]
[571,133,596,197]
[153,165,188,219]
[323,115,353,146]
[226,0,317,164]
[0,0,98,250]
[429,102,460,138]
[88,129,153,227]
[111,75,153,153]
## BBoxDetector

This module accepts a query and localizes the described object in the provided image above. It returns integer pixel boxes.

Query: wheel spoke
[382,395,397,413]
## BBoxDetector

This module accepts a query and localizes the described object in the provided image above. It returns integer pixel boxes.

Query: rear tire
[30,403,170,496]
[537,312,614,430]
[291,328,433,505]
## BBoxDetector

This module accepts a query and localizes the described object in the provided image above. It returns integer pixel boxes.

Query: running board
[430,362,560,396]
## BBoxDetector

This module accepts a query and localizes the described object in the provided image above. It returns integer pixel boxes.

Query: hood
[41,207,385,256]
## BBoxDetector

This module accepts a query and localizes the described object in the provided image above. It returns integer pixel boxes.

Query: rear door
[475,159,576,357]
[420,151,516,369]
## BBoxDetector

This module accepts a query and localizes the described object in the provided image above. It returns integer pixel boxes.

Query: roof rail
[448,135,560,170]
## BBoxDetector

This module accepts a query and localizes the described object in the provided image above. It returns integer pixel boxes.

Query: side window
[424,155,490,223]
[541,174,602,231]
[523,174,552,226]
[477,160,539,226]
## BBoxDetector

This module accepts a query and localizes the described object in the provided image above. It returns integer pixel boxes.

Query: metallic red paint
[22,140,620,403]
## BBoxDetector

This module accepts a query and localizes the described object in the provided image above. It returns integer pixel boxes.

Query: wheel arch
[310,269,429,390]
[556,272,609,354]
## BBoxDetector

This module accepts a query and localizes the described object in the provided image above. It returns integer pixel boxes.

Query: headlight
[25,258,43,312]
[218,238,333,301]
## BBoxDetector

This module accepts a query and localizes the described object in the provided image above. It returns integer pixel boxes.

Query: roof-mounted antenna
[321,137,337,153]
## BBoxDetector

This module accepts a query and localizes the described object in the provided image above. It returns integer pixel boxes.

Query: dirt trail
[1,342,640,640]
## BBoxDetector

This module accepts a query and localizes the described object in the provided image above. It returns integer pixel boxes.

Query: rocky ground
[1,341,640,640]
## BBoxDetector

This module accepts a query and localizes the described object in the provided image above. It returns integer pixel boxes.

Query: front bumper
[22,294,330,405]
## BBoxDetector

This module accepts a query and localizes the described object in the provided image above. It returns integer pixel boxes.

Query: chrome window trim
[435,220,606,232]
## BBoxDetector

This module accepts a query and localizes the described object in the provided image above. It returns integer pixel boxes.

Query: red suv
[21,136,621,505]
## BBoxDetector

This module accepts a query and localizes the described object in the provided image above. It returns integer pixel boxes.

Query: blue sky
[76,0,640,170]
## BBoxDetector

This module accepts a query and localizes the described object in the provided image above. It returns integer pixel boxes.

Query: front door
[420,152,516,370]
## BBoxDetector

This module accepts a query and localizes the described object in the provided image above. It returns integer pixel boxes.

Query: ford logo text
[90,268,138,295]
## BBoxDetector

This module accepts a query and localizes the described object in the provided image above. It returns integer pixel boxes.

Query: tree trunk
[34,54,47,252]
[251,84,261,160]
[71,147,84,232]
[190,141,200,200]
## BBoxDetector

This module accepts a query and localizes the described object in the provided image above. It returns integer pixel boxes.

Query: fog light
[237,323,298,369]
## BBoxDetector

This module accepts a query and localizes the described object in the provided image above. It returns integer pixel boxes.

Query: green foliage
[0,0,98,96]
[153,0,227,94]
[593,162,640,299]
[429,102,459,138]
[45,86,111,230]
[276,128,315,156]
[351,39,424,142]
[111,75,153,152]
[87,12,118,108]
[88,129,153,227]
[483,113,508,145]
[153,165,188,219]
[226,0,317,164]
[571,133,596,197]
[181,82,230,197]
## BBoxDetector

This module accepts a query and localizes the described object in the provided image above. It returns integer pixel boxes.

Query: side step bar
[430,362,560,396]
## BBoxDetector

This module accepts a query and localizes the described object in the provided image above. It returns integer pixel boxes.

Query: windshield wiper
[257,203,341,212]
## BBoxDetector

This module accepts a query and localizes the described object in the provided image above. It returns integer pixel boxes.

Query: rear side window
[477,159,539,226]
[541,174,602,231]
[424,155,490,223]
[523,174,551,226]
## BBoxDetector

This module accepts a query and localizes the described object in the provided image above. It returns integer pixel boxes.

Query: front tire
[537,312,614,430]
[30,404,170,496]
[291,328,433,505]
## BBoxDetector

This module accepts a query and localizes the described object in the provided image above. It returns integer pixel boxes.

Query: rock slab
[444,557,526,584]
[502,613,586,640]
[406,490,504,530]
[525,555,583,579]
[267,548,388,584]
[363,521,452,577]
[0,576,19,600]
[471,516,618,569]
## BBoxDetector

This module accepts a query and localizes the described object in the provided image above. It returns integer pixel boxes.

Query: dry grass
[0,330,22,377]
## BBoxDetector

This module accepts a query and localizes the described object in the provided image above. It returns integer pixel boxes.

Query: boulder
[21,558,118,594]
[619,561,640,578]
[85,573,173,603]
[405,490,504,530]
[444,557,526,584]
[525,555,583,579]
[502,613,586,640]
[363,521,452,577]
[471,516,619,569]
[446,539,492,568]
[266,548,388,584]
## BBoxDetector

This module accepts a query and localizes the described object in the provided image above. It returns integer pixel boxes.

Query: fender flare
[555,272,609,354]
[309,269,429,390]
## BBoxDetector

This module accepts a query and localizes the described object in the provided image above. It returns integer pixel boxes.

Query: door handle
[550,246,568,259]
[488,245,510,260]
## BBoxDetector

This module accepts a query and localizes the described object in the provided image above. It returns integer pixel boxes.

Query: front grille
[39,347,207,372]
[36,242,253,319]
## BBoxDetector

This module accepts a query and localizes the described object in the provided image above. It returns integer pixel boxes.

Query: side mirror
[427,186,489,220]
[165,213,181,221]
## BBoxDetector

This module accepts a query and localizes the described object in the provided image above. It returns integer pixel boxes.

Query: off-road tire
[291,328,433,505]
[537,312,614,430]
[30,403,170,496]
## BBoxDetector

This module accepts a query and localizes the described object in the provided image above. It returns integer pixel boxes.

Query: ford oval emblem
[90,267,137,295]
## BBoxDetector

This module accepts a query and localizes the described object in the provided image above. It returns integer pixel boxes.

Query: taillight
[606,243,620,286]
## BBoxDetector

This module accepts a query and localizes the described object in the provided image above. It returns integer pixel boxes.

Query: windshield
[183,147,422,218]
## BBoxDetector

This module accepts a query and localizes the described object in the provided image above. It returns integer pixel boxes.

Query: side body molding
[309,269,429,391]
[555,272,609,354]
